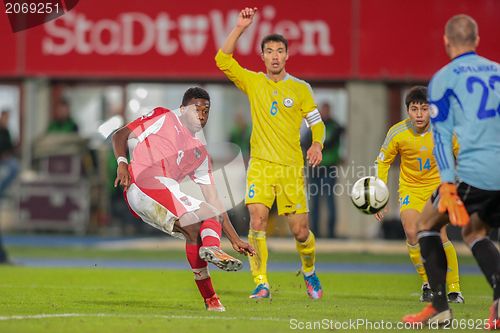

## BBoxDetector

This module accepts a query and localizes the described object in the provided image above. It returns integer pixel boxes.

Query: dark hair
[405,86,428,109]
[260,34,288,53]
[182,87,210,106]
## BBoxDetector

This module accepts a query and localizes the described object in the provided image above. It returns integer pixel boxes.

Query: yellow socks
[407,242,429,284]
[296,231,316,275]
[443,241,461,293]
[248,229,269,285]
[407,241,461,293]
[248,229,318,284]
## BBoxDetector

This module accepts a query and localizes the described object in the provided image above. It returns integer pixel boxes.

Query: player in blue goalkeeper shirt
[403,15,500,329]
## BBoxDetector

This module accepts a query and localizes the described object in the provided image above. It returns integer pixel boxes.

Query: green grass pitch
[0,263,493,333]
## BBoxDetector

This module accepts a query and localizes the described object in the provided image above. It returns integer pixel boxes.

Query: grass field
[0,247,494,332]
[2,245,481,265]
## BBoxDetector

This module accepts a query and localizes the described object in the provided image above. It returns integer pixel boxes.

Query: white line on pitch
[0,313,287,322]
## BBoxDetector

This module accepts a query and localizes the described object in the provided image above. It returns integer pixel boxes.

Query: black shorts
[431,181,500,228]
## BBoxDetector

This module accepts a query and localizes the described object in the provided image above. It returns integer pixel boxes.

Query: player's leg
[461,188,500,330]
[462,215,500,329]
[400,207,431,301]
[175,223,225,312]
[399,191,424,250]
[178,203,243,272]
[287,213,316,275]
[454,182,500,329]
[245,159,275,299]
[403,198,453,325]
[199,218,243,272]
[144,176,242,271]
[247,203,271,298]
[200,217,221,247]
[127,176,219,237]
[124,183,180,235]
[128,178,242,272]
[439,226,463,302]
[286,212,322,299]
[287,213,313,266]
[281,165,322,299]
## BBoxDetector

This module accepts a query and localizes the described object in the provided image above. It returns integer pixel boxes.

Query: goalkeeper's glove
[438,182,470,226]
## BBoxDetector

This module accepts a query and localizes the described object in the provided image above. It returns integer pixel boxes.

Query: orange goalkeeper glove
[438,183,470,226]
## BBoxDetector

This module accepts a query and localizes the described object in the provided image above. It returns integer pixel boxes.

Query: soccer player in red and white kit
[112,87,254,312]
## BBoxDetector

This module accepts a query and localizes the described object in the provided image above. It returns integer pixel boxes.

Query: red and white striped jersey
[126,107,212,185]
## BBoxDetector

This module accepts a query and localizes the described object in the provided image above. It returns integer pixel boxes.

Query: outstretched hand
[307,142,323,167]
[374,207,388,222]
[232,239,255,256]
[114,163,131,190]
[438,183,470,226]
[237,7,258,29]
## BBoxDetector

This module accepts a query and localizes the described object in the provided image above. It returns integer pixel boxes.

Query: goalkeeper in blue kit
[403,15,500,329]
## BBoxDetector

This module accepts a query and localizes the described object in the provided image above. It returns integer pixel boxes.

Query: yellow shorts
[245,158,308,215]
[399,186,436,213]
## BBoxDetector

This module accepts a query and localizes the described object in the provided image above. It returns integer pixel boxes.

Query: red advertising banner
[358,0,500,80]
[19,0,352,79]
[0,9,18,76]
[0,0,498,80]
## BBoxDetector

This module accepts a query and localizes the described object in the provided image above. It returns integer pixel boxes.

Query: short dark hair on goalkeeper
[261,34,288,53]
[182,87,210,106]
[405,86,428,109]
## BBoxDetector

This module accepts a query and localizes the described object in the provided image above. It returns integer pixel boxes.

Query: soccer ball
[350,176,389,214]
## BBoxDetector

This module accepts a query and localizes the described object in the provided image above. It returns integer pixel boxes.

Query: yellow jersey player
[375,86,463,303]
[215,7,325,300]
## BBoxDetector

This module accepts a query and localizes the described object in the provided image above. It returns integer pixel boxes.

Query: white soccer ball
[350,176,389,214]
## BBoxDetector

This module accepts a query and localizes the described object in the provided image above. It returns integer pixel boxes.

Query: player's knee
[462,214,488,246]
[250,218,267,230]
[461,226,485,247]
[184,224,201,243]
[461,229,473,246]
[418,214,443,233]
[403,223,418,242]
[179,214,201,242]
[179,212,200,227]
[292,225,309,242]
[197,202,219,219]
[249,210,268,230]
[405,233,418,245]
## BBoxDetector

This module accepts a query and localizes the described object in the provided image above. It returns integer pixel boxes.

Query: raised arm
[220,7,258,54]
